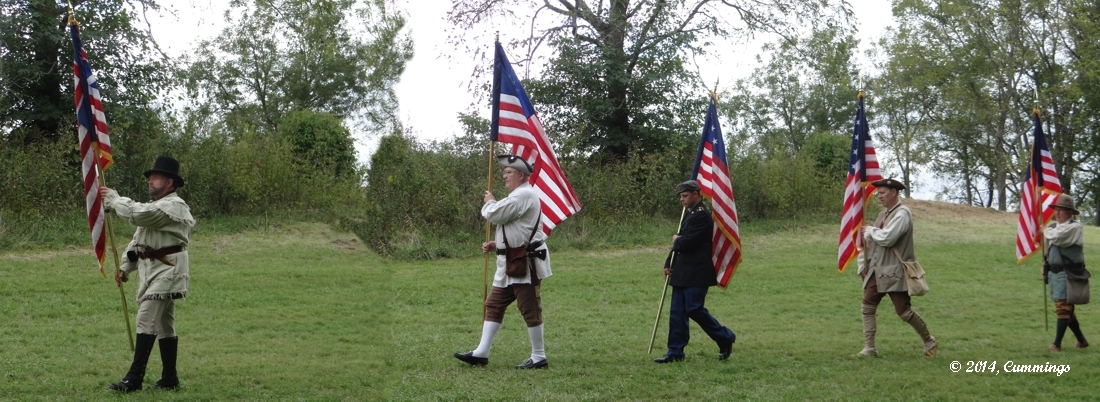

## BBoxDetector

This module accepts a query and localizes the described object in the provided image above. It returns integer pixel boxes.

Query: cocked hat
[1053,193,1079,215]
[871,178,906,191]
[675,180,701,194]
[143,156,185,188]
[496,154,534,175]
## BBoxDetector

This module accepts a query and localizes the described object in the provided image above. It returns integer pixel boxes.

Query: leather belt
[496,244,547,260]
[131,245,184,266]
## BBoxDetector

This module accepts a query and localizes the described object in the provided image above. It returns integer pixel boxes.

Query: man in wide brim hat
[100,155,194,392]
[1051,193,1079,216]
[143,155,185,188]
[1043,193,1089,351]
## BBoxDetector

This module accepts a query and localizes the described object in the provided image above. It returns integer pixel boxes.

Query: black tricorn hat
[871,178,906,191]
[143,156,184,188]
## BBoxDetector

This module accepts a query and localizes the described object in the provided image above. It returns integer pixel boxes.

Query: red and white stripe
[837,138,881,272]
[1016,145,1062,263]
[496,93,581,233]
[697,139,741,289]
[72,24,113,277]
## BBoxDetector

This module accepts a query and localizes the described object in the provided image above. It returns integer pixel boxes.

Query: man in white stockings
[454,154,552,369]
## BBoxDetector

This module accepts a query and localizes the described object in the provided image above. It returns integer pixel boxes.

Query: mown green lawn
[1,201,1097,401]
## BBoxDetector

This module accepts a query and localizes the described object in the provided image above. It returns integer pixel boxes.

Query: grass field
[2,200,1097,401]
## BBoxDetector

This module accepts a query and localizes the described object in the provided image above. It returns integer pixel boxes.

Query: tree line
[2,0,1098,252]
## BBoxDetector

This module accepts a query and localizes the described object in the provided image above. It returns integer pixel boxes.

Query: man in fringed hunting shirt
[101,156,194,392]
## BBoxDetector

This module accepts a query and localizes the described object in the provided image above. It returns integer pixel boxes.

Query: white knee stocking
[527,324,546,361]
[472,321,501,358]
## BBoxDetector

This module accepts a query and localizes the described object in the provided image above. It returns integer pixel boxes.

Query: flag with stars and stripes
[490,42,581,234]
[690,95,741,288]
[1016,109,1063,264]
[71,20,113,277]
[838,93,882,273]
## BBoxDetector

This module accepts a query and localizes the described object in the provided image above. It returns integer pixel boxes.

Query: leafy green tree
[0,0,169,145]
[182,0,412,136]
[868,28,937,197]
[721,25,860,159]
[880,0,1099,210]
[1060,0,1100,223]
[447,0,849,161]
[524,34,703,162]
[276,110,358,179]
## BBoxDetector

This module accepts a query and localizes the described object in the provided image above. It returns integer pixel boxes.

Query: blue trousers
[666,286,734,356]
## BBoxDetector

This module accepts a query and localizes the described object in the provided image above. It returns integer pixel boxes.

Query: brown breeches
[1054,300,1077,320]
[862,275,912,316]
[484,284,543,327]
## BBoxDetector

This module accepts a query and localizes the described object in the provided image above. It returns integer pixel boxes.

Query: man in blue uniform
[654,180,736,363]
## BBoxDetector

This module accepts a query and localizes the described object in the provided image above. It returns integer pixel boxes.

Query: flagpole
[92,137,134,354]
[1031,109,1049,333]
[482,141,496,318]
[70,5,134,352]
[648,207,687,354]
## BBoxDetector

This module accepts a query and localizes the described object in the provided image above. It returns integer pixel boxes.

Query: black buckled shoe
[108,379,142,393]
[453,351,489,366]
[653,354,684,364]
[515,358,548,369]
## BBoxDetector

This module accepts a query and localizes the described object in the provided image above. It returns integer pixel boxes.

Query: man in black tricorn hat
[856,178,937,358]
[654,180,736,363]
[99,156,194,392]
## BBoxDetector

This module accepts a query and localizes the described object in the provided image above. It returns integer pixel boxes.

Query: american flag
[1016,109,1062,264]
[838,93,882,272]
[71,21,113,277]
[690,96,741,288]
[490,42,580,233]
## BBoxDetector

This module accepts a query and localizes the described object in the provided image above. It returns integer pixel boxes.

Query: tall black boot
[109,333,156,392]
[1050,318,1069,350]
[1067,319,1088,348]
[155,337,179,390]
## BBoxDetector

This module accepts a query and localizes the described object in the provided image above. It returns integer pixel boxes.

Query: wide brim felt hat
[675,180,701,194]
[496,154,534,174]
[1053,194,1079,215]
[143,156,185,188]
[871,178,906,191]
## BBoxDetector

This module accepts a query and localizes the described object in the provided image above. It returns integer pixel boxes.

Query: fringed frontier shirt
[104,190,194,302]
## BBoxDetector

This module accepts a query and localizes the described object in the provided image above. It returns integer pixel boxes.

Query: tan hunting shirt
[104,190,194,302]
[859,203,915,293]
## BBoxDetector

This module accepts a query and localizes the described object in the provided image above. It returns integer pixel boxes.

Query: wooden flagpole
[1033,92,1049,332]
[1034,140,1049,333]
[95,150,135,353]
[648,207,687,354]
[70,2,134,352]
[482,33,501,319]
[483,141,496,318]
